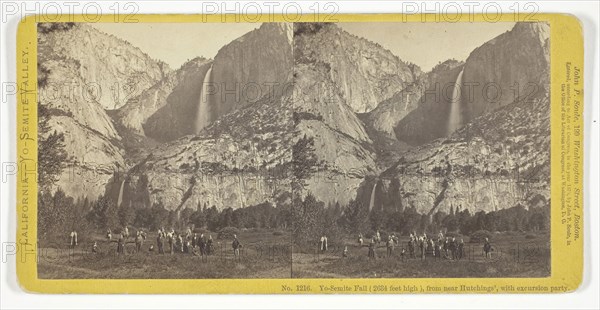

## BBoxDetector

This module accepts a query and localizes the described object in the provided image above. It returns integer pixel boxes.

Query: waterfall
[195,66,213,133]
[117,179,125,207]
[447,69,464,135]
[368,183,377,211]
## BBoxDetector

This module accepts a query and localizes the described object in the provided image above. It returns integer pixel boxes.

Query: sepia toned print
[37,21,550,279]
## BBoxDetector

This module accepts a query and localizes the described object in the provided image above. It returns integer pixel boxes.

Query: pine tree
[38,104,69,191]
[291,135,318,191]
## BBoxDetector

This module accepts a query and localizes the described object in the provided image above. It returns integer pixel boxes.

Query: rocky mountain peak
[395,22,550,145]
[294,23,419,113]
[259,22,293,44]
[512,22,550,44]
[39,23,171,110]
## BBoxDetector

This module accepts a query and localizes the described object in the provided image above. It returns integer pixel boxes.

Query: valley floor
[37,230,292,279]
[292,232,550,278]
[37,230,549,279]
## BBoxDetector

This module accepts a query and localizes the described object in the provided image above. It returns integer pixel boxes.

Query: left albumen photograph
[36,22,295,279]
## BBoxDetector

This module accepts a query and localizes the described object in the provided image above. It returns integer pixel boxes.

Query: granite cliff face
[294,23,418,113]
[395,22,550,145]
[365,22,551,214]
[293,64,377,205]
[461,22,550,120]
[392,61,465,144]
[115,58,212,138]
[38,23,134,199]
[292,23,393,205]
[367,60,462,139]
[372,93,550,215]
[114,23,294,142]
[137,59,213,142]
[39,22,550,216]
[210,23,294,121]
[116,74,295,210]
[38,23,170,110]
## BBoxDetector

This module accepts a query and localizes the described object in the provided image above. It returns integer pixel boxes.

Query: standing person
[69,230,78,249]
[408,237,415,258]
[376,230,381,245]
[157,232,164,255]
[232,234,241,258]
[177,234,184,253]
[343,246,348,258]
[429,238,435,257]
[458,239,465,260]
[419,237,426,260]
[386,236,394,257]
[168,233,174,255]
[192,233,198,249]
[323,236,328,251]
[186,238,192,255]
[319,236,325,252]
[483,238,493,259]
[135,231,144,253]
[443,237,449,258]
[207,235,214,255]
[123,226,129,240]
[117,233,125,255]
[434,240,441,259]
[368,237,376,260]
[106,229,112,241]
[182,234,189,253]
[92,241,98,254]
[449,237,457,260]
[438,230,444,241]
[199,234,206,256]
[358,233,363,246]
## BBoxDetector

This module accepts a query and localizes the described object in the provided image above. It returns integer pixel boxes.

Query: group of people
[364,231,400,259]
[359,230,494,261]
[406,231,466,261]
[105,227,146,255]
[153,227,213,256]
[99,226,242,257]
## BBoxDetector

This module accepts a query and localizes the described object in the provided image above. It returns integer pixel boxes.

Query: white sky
[339,22,515,71]
[92,23,260,69]
[92,22,515,72]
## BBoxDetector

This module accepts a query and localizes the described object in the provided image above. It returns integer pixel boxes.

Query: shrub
[217,226,239,240]
[469,230,492,243]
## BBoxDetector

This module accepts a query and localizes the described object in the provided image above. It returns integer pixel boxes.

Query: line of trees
[38,185,549,246]
[38,188,293,245]
[289,191,550,247]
